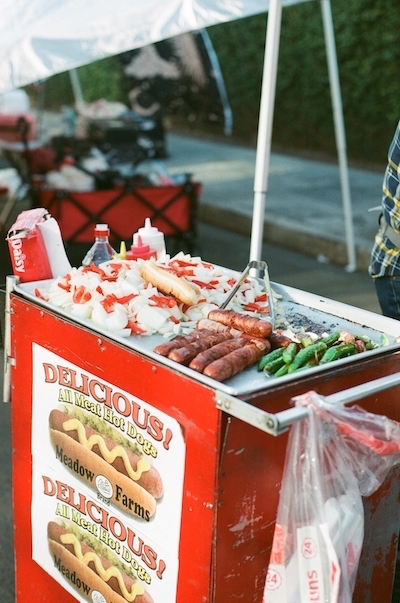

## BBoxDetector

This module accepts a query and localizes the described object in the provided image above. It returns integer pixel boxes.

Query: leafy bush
[208,0,400,166]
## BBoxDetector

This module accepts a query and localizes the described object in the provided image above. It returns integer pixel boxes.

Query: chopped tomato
[191,279,216,289]
[243,302,270,314]
[255,293,268,302]
[101,294,117,312]
[107,262,125,273]
[72,285,92,304]
[34,288,48,300]
[116,293,137,305]
[168,315,180,324]
[101,275,118,282]
[149,294,177,308]
[227,278,237,287]
[176,268,195,277]
[96,285,103,295]
[82,263,106,277]
[57,281,71,291]
[166,264,195,277]
[127,320,147,334]
[170,259,198,268]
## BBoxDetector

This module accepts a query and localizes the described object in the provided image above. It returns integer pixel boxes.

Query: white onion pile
[34,252,271,338]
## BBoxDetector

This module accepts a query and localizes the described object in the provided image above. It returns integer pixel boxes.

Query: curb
[198,203,372,274]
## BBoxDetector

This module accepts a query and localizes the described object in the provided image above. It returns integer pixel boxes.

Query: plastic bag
[263,390,400,603]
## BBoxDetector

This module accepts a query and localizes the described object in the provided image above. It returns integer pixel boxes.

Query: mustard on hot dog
[49,409,163,520]
[47,521,153,603]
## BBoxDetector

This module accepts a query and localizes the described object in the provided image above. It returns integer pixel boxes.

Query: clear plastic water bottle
[82,224,117,266]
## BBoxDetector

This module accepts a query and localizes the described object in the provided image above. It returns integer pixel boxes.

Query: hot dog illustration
[47,521,153,603]
[49,409,163,520]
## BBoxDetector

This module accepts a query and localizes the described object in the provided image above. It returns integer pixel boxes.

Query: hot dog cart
[4,271,400,603]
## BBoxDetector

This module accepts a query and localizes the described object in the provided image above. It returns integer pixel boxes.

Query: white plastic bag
[263,390,400,603]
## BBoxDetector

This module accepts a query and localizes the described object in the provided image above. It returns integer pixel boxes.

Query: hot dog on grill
[269,331,293,349]
[196,318,241,337]
[47,521,153,603]
[207,309,272,339]
[189,337,249,372]
[168,331,234,365]
[203,341,269,381]
[153,329,213,357]
[140,260,201,306]
[49,409,162,520]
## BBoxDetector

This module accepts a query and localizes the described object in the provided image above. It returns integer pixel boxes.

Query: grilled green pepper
[258,347,285,371]
[274,363,290,377]
[319,343,357,364]
[320,331,341,347]
[263,355,286,375]
[287,341,328,373]
[282,342,298,364]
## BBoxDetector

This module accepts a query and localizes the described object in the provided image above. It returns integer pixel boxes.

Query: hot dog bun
[50,429,157,519]
[140,260,201,306]
[48,521,153,603]
[49,409,163,499]
[49,410,159,520]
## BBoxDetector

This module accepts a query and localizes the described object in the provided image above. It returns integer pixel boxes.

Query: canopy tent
[0,0,356,270]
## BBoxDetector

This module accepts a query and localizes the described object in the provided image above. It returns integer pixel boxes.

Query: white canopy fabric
[0,0,356,270]
[0,0,310,94]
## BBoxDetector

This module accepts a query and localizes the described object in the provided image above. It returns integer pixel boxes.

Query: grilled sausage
[196,318,241,337]
[168,331,234,365]
[268,331,294,349]
[207,309,272,338]
[203,342,268,382]
[153,329,213,357]
[189,337,249,372]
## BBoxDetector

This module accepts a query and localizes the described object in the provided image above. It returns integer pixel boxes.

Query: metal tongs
[219,260,275,327]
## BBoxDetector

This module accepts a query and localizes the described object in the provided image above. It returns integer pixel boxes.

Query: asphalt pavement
[0,120,391,602]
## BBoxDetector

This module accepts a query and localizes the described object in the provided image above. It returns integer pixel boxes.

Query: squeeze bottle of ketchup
[125,234,156,260]
[137,218,166,260]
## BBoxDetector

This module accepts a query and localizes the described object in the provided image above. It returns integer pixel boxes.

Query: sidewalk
[38,110,385,273]
[162,131,383,273]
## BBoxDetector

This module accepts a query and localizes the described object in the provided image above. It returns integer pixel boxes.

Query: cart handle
[214,371,400,436]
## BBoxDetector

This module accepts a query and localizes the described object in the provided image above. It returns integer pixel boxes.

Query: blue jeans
[374,276,400,320]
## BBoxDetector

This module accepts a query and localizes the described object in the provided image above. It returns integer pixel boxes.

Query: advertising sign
[31,343,186,603]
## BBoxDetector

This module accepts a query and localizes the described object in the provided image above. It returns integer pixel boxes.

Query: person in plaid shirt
[369,119,400,319]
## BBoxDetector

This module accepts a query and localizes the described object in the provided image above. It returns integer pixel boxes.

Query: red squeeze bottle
[125,234,156,260]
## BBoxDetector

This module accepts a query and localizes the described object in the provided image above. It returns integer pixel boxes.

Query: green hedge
[38,55,127,109]
[40,0,400,167]
[208,0,400,166]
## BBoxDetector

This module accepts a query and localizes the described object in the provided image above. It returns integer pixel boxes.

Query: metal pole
[320,0,357,272]
[215,371,400,437]
[69,68,84,105]
[249,0,282,262]
[3,275,17,403]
